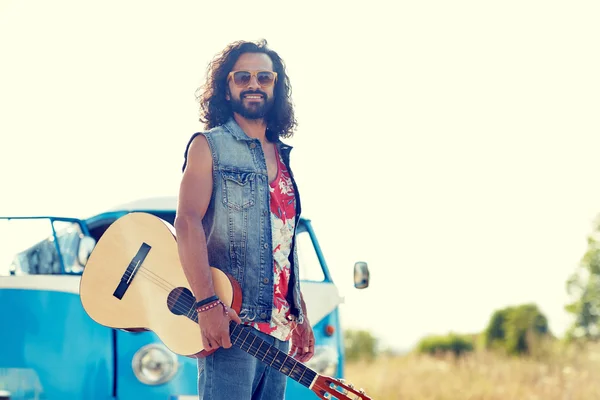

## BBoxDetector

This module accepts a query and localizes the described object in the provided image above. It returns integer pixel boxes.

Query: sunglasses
[227,70,278,88]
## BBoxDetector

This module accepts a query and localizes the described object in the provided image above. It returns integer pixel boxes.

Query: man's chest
[263,143,279,184]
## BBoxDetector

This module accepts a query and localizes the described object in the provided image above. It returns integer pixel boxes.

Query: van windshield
[0,218,86,276]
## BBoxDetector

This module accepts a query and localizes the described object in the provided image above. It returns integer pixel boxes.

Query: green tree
[565,214,600,340]
[344,329,378,362]
[483,303,550,355]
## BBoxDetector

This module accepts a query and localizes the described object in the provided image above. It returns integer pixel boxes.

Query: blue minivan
[0,197,369,399]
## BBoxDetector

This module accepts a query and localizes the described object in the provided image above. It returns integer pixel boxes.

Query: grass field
[344,341,600,400]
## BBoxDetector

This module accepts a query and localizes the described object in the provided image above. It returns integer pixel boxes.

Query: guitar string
[129,270,315,385]
[122,260,175,288]
[135,267,178,292]
[128,264,196,308]
[122,260,227,315]
[135,269,177,293]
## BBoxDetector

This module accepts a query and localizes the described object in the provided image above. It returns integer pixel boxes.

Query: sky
[1,0,600,351]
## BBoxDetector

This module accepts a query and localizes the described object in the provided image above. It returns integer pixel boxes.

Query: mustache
[240,89,268,98]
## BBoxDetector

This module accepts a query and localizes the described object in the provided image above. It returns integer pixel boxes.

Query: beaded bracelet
[196,300,221,313]
[196,300,229,316]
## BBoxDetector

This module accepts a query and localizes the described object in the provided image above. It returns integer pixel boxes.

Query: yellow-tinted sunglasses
[227,70,278,88]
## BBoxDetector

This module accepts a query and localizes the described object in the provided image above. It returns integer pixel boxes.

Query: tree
[565,214,600,340]
[483,303,550,355]
[344,329,378,362]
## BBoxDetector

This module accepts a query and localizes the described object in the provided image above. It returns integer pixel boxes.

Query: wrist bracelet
[196,300,221,313]
[196,300,228,315]
[195,295,219,309]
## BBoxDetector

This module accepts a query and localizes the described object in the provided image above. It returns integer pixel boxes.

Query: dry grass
[344,341,600,400]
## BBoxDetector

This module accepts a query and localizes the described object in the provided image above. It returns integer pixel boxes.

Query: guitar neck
[227,321,318,388]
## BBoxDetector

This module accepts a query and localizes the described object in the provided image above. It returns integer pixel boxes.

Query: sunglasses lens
[233,71,251,86]
[257,71,275,86]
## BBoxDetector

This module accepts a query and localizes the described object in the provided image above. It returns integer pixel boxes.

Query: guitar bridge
[113,242,151,299]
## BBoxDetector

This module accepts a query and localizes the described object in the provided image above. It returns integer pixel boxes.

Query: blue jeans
[197,327,290,400]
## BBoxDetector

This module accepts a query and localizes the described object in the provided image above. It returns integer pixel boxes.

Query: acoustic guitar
[79,212,371,400]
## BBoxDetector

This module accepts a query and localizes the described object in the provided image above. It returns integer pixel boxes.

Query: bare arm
[174,135,240,349]
[175,135,215,300]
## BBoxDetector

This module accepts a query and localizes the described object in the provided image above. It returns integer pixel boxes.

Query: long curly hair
[196,39,297,141]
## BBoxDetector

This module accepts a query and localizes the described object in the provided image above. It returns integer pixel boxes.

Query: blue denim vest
[182,118,305,325]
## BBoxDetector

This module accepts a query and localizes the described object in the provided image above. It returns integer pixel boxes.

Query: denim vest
[182,118,305,325]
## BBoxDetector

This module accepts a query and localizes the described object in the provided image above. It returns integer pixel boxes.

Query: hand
[197,302,242,350]
[290,319,314,362]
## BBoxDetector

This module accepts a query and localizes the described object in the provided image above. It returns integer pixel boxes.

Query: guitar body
[79,212,241,358]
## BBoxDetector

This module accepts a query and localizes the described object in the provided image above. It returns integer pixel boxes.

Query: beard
[230,90,275,120]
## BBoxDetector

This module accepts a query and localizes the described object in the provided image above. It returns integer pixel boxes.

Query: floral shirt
[244,146,297,341]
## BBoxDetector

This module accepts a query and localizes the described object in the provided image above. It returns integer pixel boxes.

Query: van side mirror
[353,261,369,289]
[78,236,96,267]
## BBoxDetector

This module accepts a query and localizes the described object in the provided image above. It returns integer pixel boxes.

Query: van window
[0,219,58,275]
[295,230,325,282]
[52,220,86,274]
[0,219,85,275]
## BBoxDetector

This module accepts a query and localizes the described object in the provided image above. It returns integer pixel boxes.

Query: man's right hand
[198,303,242,350]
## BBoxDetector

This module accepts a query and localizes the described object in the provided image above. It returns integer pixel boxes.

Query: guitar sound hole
[167,287,195,316]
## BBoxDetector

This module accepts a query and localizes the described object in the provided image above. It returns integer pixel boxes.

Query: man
[175,39,314,400]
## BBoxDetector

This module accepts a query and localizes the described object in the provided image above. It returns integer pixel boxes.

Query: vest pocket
[221,170,256,210]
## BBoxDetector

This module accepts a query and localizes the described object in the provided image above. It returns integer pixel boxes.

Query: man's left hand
[290,319,314,362]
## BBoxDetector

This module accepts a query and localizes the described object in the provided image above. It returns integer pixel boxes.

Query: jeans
[197,327,290,400]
